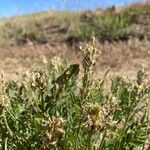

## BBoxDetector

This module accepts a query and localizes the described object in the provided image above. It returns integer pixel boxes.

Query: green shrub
[0,36,149,149]
[0,21,48,44]
[94,14,133,41]
[123,3,150,15]
[0,22,25,44]
[68,22,93,43]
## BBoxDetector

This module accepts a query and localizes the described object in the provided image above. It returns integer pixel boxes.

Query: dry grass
[0,2,150,81]
[0,2,150,45]
[0,38,150,81]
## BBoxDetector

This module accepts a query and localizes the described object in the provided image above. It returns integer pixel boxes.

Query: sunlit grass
[0,2,150,45]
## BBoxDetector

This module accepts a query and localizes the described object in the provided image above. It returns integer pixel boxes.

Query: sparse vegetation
[93,13,133,41]
[0,2,150,45]
[68,22,93,43]
[0,35,150,149]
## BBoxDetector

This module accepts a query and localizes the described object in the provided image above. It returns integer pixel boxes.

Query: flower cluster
[83,102,105,133]
[41,116,66,149]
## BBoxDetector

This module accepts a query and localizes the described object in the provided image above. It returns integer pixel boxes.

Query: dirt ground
[0,38,150,81]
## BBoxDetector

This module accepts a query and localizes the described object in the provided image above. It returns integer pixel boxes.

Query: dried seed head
[41,55,48,64]
[0,73,10,113]
[23,69,47,91]
[41,116,65,149]
[80,34,102,101]
[137,68,145,85]
[103,94,120,115]
[83,102,105,133]
[80,34,102,71]
[108,96,120,113]
[51,56,65,73]
[105,130,118,142]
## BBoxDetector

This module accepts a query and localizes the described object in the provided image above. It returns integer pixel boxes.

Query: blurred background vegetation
[0,2,150,45]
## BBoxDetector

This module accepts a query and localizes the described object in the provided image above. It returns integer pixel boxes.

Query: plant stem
[99,129,107,150]
[87,132,92,150]
[117,106,131,150]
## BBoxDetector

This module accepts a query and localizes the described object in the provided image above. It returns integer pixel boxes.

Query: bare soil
[0,38,150,81]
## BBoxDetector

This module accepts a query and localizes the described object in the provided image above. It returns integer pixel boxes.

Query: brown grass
[0,2,150,80]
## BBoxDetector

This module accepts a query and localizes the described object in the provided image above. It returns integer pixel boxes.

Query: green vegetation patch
[93,13,133,41]
[0,36,150,149]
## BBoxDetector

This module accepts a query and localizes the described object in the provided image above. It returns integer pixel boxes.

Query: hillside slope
[0,2,150,80]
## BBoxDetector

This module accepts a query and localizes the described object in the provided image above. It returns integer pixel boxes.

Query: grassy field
[0,2,150,149]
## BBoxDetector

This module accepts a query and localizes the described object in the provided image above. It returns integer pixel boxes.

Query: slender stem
[99,129,107,150]
[117,106,131,150]
[3,113,13,137]
[5,138,8,150]
[142,98,150,150]
[87,132,92,150]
